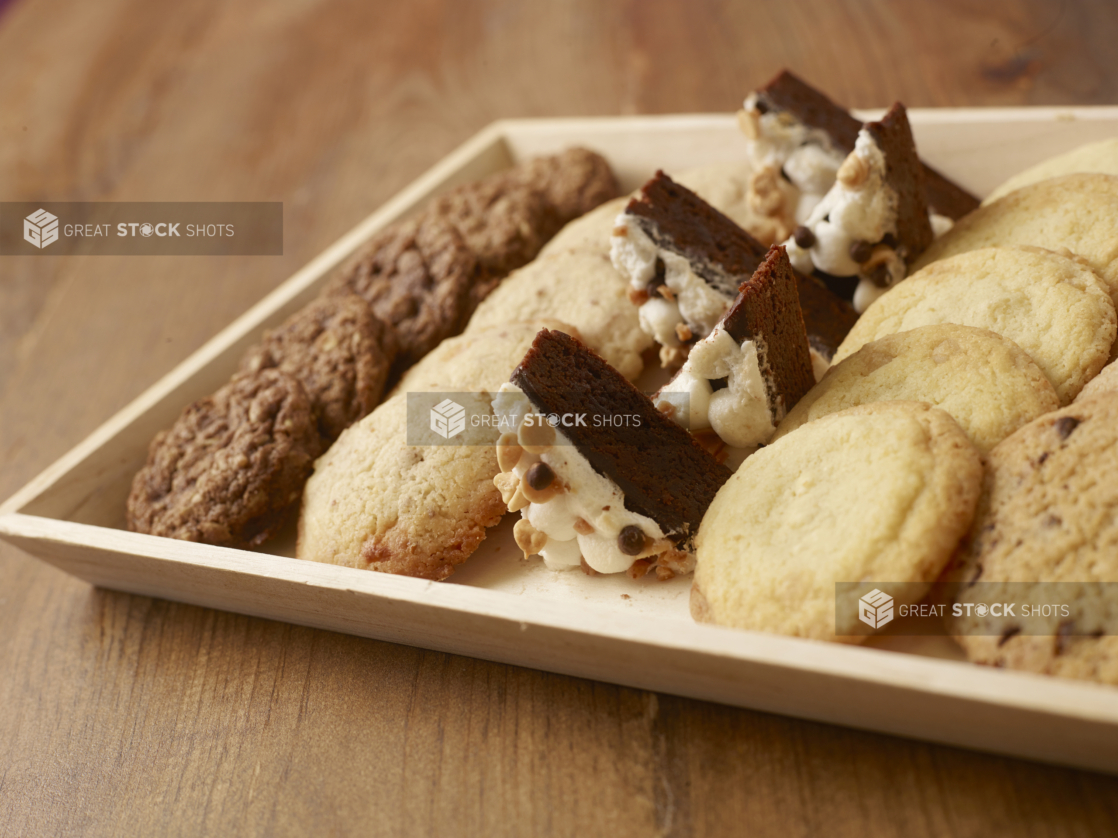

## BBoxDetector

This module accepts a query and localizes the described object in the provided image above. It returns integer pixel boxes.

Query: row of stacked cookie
[694,163,1118,686]
[126,149,620,548]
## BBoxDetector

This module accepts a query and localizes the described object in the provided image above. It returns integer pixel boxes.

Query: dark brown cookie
[327,216,486,371]
[240,294,397,443]
[127,368,319,548]
[425,176,559,279]
[423,148,619,282]
[516,147,621,221]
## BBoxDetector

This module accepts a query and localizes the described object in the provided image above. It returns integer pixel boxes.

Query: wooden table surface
[2,0,1118,835]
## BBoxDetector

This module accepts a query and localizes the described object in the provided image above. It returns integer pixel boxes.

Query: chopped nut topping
[836,152,869,188]
[659,345,688,369]
[494,471,529,511]
[493,472,519,505]
[751,215,789,248]
[496,433,523,472]
[518,416,556,453]
[748,165,785,216]
[626,558,654,580]
[736,107,760,140]
[691,428,726,460]
[654,548,696,578]
[513,518,548,557]
[627,287,650,306]
[507,487,529,512]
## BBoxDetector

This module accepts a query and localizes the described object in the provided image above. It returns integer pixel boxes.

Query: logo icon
[24,208,59,249]
[140,223,155,237]
[430,398,466,439]
[858,588,894,629]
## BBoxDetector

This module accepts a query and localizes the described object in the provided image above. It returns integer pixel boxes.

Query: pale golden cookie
[835,246,1116,404]
[392,319,576,395]
[298,320,576,580]
[949,394,1118,685]
[1074,357,1118,403]
[694,402,982,643]
[538,196,629,258]
[465,250,652,380]
[775,324,1060,455]
[982,139,1118,206]
[911,174,1118,312]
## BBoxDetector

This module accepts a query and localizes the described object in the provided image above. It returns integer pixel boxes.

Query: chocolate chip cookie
[298,320,579,580]
[127,368,318,548]
[949,393,1118,685]
[240,294,397,444]
[327,216,486,371]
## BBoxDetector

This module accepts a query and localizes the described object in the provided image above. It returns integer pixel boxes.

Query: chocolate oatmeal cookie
[425,148,620,281]
[327,216,487,371]
[425,176,559,280]
[127,368,318,548]
[240,294,397,443]
[516,147,621,221]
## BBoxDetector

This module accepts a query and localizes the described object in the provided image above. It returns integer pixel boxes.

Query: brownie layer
[625,171,762,298]
[722,246,815,420]
[511,329,732,547]
[864,103,935,264]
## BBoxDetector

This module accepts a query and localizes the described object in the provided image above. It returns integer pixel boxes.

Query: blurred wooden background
[2,0,1118,835]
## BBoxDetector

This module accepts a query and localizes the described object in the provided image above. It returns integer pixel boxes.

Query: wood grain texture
[2,0,1118,835]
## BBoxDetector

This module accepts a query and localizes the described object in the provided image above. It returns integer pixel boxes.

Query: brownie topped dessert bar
[782,103,935,311]
[742,69,979,225]
[654,245,815,457]
[493,329,732,579]
[610,170,857,365]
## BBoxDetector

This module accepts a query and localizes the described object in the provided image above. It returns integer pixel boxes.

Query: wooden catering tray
[4,108,1118,774]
